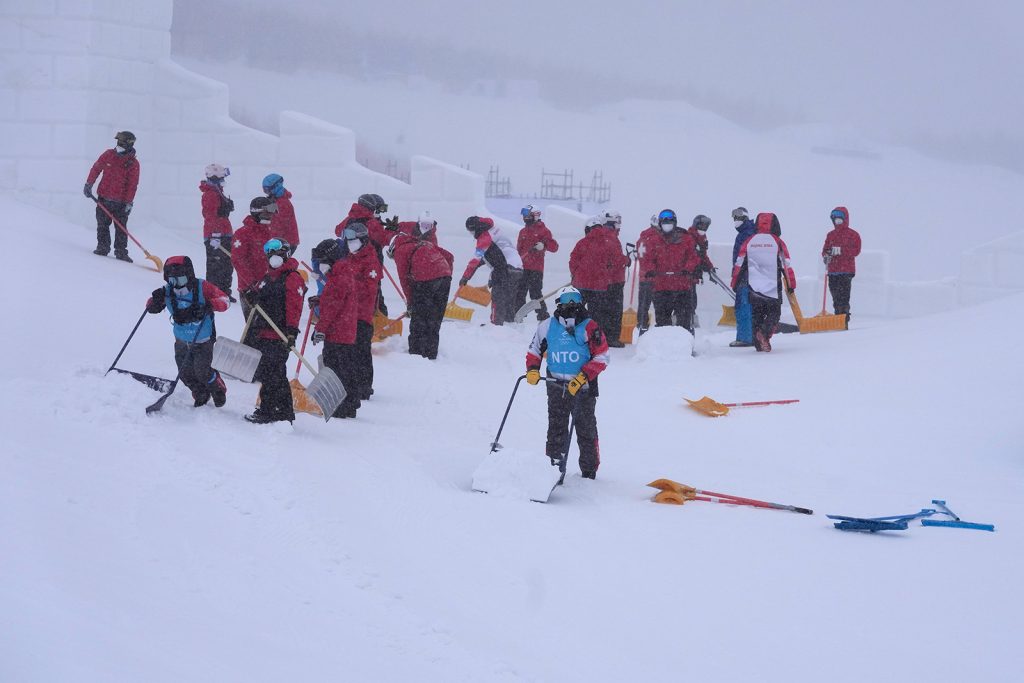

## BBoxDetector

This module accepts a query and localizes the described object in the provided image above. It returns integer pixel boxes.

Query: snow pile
[631,326,695,362]
[1,197,1022,682]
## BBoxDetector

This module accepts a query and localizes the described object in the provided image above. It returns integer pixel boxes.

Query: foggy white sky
[173,0,1024,172]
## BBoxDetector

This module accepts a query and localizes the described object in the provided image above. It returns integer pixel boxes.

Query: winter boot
[192,389,210,407]
[93,248,108,257]
[754,330,767,352]
[115,252,134,263]
[729,340,753,348]
[245,409,284,424]
[581,470,597,480]
[209,373,227,408]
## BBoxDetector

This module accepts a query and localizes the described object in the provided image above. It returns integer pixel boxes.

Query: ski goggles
[166,275,188,287]
[731,208,748,221]
[830,210,845,220]
[263,238,287,254]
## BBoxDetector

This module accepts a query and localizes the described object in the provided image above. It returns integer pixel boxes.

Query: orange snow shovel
[647,479,813,514]
[372,310,406,341]
[445,292,474,321]
[289,314,323,417]
[89,193,162,272]
[458,284,492,306]
[684,396,799,417]
[620,259,638,344]
[786,283,845,334]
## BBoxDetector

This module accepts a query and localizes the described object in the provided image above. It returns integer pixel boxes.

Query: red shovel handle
[92,195,146,252]
[722,399,800,408]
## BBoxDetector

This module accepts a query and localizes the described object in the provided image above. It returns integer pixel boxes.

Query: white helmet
[418,211,436,234]
[601,210,622,228]
[650,213,659,227]
[585,215,604,228]
[204,163,229,180]
[555,286,583,306]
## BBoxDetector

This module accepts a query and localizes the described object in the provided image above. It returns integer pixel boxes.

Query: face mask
[734,220,744,228]
[347,239,363,253]
[318,263,331,275]
[419,221,435,234]
[116,145,126,153]
[697,229,708,235]
[833,217,844,225]
[558,316,576,330]
[660,223,674,233]
[268,255,284,268]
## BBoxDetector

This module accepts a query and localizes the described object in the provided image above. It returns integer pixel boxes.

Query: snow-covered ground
[2,196,1021,681]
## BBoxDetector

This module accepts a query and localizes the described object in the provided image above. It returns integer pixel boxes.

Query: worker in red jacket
[262,173,299,254]
[243,238,307,424]
[145,255,230,407]
[341,222,383,400]
[731,213,797,352]
[569,211,630,346]
[635,214,659,334]
[686,214,716,321]
[515,205,559,321]
[232,197,276,323]
[200,163,235,300]
[337,193,396,315]
[390,213,454,359]
[84,131,140,262]
[310,239,362,419]
[821,206,862,326]
[647,209,701,333]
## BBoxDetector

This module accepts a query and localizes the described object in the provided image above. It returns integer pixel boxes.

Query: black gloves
[284,327,300,349]
[83,183,93,198]
[217,197,234,218]
[384,216,400,231]
[307,295,320,310]
[458,277,469,287]
[312,331,325,345]
[146,288,165,313]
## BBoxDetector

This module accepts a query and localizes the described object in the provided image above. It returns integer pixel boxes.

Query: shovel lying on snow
[513,282,571,323]
[105,308,175,392]
[252,305,347,421]
[648,479,813,514]
[684,396,799,417]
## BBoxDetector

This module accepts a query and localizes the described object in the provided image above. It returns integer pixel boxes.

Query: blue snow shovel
[921,500,995,532]
[827,509,939,533]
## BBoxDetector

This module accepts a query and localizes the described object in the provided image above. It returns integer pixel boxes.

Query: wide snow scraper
[472,374,563,503]
[921,499,995,531]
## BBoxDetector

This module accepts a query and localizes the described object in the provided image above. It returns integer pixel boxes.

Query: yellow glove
[526,369,541,385]
[567,372,588,396]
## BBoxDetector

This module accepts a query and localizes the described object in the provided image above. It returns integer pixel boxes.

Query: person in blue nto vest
[729,206,757,347]
[524,287,611,480]
[146,255,231,407]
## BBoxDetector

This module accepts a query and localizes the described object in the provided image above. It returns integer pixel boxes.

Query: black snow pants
[409,276,451,359]
[354,320,374,400]
[580,288,616,340]
[653,289,694,333]
[515,269,549,320]
[607,281,625,341]
[546,381,600,477]
[637,280,654,332]
[828,273,854,320]
[173,338,219,401]
[750,291,782,344]
[323,341,362,417]
[489,267,522,325]
[205,238,234,298]
[95,198,130,257]
[252,338,294,421]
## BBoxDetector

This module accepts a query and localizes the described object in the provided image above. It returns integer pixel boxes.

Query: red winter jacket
[346,244,383,323]
[336,203,387,250]
[199,181,232,239]
[569,227,630,291]
[636,226,659,282]
[390,232,454,301]
[648,229,701,292]
[86,148,139,203]
[253,258,306,342]
[232,216,271,294]
[269,191,299,248]
[315,259,359,345]
[687,226,715,283]
[517,221,559,272]
[395,221,439,246]
[822,206,862,274]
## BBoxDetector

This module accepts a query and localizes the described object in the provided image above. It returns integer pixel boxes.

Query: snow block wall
[958,231,1024,307]
[0,3,487,247]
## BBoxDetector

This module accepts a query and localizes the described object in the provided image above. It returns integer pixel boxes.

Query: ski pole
[89,193,163,272]
[106,308,148,376]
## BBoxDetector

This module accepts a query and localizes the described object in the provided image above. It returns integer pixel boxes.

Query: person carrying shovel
[145,255,230,407]
[524,286,610,480]
[242,238,307,424]
[84,130,140,262]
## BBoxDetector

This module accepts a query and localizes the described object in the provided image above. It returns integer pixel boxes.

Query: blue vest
[546,318,592,377]
[164,282,212,343]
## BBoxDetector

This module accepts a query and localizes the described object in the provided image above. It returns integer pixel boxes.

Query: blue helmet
[262,173,285,198]
[263,237,289,257]
[658,209,676,223]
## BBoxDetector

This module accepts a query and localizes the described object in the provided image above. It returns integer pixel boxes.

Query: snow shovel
[471,374,564,503]
[647,479,813,514]
[514,282,571,323]
[88,193,162,272]
[444,293,474,321]
[458,284,491,306]
[253,304,346,421]
[620,261,638,344]
[211,308,262,383]
[105,308,175,392]
[708,270,739,327]
[684,395,799,417]
[372,310,406,342]
[787,287,845,334]
[921,499,995,531]
[288,314,323,417]
[146,313,210,414]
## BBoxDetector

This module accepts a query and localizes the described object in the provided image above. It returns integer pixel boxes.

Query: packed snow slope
[2,197,1022,682]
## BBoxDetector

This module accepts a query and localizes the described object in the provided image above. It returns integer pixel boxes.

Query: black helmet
[465,215,494,235]
[311,238,344,266]
[342,221,370,243]
[357,193,388,213]
[692,214,711,231]
[163,255,196,286]
[115,131,136,149]
[249,196,278,222]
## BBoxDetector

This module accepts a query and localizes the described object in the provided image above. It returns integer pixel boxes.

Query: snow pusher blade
[211,337,262,383]
[472,450,563,503]
[444,293,474,321]
[786,289,845,333]
[718,304,737,326]
[619,307,636,345]
[827,509,937,533]
[685,396,730,417]
[921,499,995,532]
[458,285,491,306]
[372,311,405,342]
[110,368,174,393]
[513,283,571,323]
[289,377,323,417]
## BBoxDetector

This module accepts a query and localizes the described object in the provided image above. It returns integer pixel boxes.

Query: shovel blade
[513,299,540,323]
[212,337,262,383]
[290,378,323,417]
[718,304,736,327]
[472,449,563,503]
[444,301,474,321]
[305,366,347,421]
[458,285,491,306]
[685,396,730,417]
[145,253,164,273]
